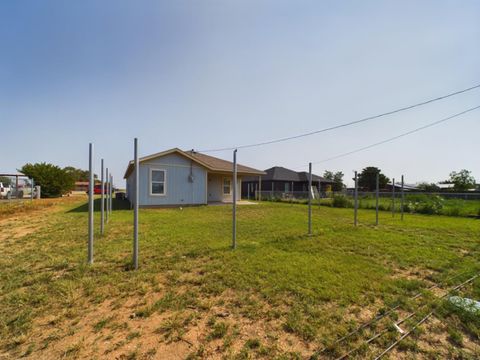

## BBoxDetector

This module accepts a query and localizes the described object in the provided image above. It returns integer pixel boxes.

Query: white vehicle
[0,182,12,199]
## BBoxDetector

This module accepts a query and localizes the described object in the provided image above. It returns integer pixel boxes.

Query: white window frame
[223,177,231,195]
[150,168,167,196]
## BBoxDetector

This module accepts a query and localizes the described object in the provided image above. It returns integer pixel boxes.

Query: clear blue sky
[1,1,479,186]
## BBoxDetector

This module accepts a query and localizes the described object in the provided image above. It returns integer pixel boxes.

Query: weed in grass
[93,316,113,333]
[63,343,82,358]
[126,331,141,342]
[245,338,261,349]
[208,322,228,340]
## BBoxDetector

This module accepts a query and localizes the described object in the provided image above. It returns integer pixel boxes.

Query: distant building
[241,166,334,198]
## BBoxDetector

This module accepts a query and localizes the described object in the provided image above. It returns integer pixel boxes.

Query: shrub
[20,163,74,198]
[406,195,444,215]
[331,195,352,208]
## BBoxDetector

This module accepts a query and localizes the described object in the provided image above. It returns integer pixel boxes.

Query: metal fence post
[232,149,237,249]
[105,167,109,223]
[258,176,262,201]
[133,138,139,269]
[30,178,34,201]
[88,143,94,264]
[101,159,105,235]
[375,172,379,226]
[308,162,312,235]
[392,178,395,217]
[247,183,250,200]
[110,174,113,213]
[401,175,404,221]
[354,170,358,226]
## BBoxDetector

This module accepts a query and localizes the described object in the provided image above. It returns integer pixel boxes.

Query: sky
[1,1,479,187]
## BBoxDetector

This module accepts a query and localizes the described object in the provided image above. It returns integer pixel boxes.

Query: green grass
[315,194,480,217]
[0,197,479,358]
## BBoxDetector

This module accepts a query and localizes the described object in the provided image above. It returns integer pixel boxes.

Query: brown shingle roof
[124,148,265,178]
[184,151,264,175]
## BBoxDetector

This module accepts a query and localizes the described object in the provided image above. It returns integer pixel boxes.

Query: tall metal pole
[110,174,113,214]
[133,138,139,269]
[30,178,34,201]
[308,162,312,235]
[258,175,262,201]
[232,149,237,249]
[401,175,404,221]
[354,171,358,226]
[392,178,395,217]
[375,172,379,226]
[88,143,94,264]
[105,167,109,223]
[100,159,105,235]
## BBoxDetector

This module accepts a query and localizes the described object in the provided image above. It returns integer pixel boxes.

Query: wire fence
[254,189,480,217]
[0,175,37,202]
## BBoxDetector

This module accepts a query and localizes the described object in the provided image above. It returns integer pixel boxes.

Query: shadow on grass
[68,198,131,213]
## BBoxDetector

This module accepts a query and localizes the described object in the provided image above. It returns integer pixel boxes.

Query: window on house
[151,169,166,195]
[223,178,231,195]
[285,183,290,192]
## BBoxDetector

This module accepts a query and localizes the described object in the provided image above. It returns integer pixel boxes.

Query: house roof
[123,148,265,179]
[243,166,334,183]
[297,171,333,183]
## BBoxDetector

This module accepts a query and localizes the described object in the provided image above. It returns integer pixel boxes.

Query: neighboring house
[74,181,89,192]
[123,148,265,207]
[241,166,334,198]
[384,182,419,192]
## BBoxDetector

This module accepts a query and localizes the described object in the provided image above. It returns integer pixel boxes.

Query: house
[123,148,265,207]
[384,182,419,192]
[241,166,334,198]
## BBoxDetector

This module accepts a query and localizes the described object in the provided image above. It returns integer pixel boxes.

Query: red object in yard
[86,184,111,195]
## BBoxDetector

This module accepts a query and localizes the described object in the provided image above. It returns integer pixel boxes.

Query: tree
[63,166,97,182]
[357,167,389,191]
[0,176,12,186]
[20,163,75,198]
[323,170,344,192]
[448,169,476,192]
[417,182,440,192]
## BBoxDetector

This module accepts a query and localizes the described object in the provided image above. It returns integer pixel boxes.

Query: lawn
[316,194,480,217]
[1,197,479,359]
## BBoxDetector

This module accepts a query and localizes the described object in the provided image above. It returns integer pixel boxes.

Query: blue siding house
[124,148,265,207]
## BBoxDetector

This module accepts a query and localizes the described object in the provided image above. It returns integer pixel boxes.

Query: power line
[308,105,480,166]
[198,83,480,152]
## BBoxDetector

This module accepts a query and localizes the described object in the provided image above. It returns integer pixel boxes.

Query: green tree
[63,166,97,182]
[323,170,345,192]
[417,182,440,192]
[358,167,389,191]
[0,176,12,186]
[448,169,476,192]
[20,163,75,198]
